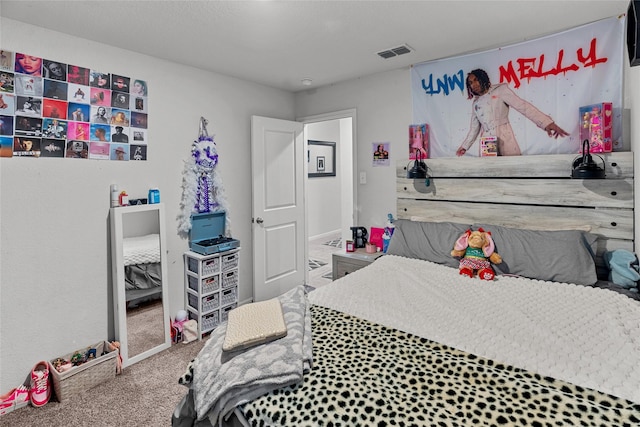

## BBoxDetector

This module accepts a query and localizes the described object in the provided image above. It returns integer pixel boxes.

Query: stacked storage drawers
[184,248,240,340]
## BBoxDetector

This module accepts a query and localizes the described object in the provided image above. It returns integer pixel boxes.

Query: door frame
[298,108,357,247]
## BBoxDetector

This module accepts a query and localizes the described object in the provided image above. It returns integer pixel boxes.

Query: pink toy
[451,228,502,280]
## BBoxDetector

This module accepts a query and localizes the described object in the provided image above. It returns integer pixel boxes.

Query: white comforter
[308,254,640,404]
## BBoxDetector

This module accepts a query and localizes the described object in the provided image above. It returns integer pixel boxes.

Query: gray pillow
[473,223,598,285]
[386,219,470,268]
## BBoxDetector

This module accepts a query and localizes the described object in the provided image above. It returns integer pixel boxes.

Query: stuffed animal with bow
[451,228,502,280]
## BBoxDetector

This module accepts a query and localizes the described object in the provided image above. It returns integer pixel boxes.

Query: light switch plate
[359,171,366,184]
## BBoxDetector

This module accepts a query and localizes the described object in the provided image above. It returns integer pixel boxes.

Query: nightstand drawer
[332,250,383,280]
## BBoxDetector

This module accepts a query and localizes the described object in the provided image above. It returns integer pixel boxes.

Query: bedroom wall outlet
[359,171,367,184]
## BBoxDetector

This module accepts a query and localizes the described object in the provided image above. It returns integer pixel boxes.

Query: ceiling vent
[377,44,413,59]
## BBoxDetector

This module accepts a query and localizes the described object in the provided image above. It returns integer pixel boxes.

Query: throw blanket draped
[192,285,312,424]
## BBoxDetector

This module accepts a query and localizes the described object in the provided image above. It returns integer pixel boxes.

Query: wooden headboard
[396,152,634,277]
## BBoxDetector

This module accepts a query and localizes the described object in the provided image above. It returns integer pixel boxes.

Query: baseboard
[309,229,341,241]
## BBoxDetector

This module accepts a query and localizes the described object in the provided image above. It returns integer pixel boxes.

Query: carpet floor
[0,340,205,426]
[1,233,343,425]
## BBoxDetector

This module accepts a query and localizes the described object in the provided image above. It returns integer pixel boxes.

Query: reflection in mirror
[110,203,171,368]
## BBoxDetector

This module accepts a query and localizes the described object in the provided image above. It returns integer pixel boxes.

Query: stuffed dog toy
[451,228,502,280]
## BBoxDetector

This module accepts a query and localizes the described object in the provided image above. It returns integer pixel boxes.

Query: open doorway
[300,109,355,288]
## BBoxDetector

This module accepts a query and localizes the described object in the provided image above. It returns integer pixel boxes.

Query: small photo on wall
[42,118,67,139]
[90,87,111,106]
[40,138,65,158]
[130,144,147,161]
[90,105,111,124]
[15,96,42,116]
[89,141,110,160]
[42,118,68,139]
[0,94,16,115]
[131,111,147,129]
[0,71,15,92]
[68,102,90,122]
[130,95,147,113]
[111,91,129,109]
[131,128,147,144]
[14,53,42,77]
[372,142,390,167]
[111,75,130,93]
[89,70,110,88]
[110,108,130,127]
[15,75,43,97]
[0,136,12,157]
[0,50,14,72]
[131,79,147,97]
[13,136,41,157]
[14,115,42,136]
[111,125,129,143]
[42,60,67,81]
[90,123,110,142]
[67,65,90,86]
[43,79,68,100]
[68,83,89,103]
[42,98,67,119]
[111,143,129,161]
[0,115,14,135]
[67,121,90,141]
[65,140,88,159]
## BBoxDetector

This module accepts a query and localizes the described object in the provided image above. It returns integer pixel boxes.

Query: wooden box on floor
[48,341,118,402]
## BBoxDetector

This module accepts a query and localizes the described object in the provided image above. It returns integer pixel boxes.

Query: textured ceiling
[0,0,631,93]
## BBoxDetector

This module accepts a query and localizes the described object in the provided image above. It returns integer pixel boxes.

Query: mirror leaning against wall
[110,203,171,368]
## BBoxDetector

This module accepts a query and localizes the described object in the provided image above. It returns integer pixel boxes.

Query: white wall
[0,18,295,392]
[296,64,640,236]
[295,69,412,230]
[306,120,342,238]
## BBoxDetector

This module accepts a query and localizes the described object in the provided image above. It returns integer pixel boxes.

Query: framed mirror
[308,140,336,178]
[110,203,171,368]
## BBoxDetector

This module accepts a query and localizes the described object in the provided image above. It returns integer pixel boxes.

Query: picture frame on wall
[308,140,336,178]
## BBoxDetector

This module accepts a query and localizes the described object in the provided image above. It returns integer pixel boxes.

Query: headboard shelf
[398,178,633,209]
[396,152,634,277]
[396,152,633,179]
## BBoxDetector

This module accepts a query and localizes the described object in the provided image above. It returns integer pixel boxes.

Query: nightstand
[332,249,384,280]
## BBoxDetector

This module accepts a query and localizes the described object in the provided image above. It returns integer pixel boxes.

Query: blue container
[148,188,160,204]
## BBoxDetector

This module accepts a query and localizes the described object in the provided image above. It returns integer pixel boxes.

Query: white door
[251,115,306,301]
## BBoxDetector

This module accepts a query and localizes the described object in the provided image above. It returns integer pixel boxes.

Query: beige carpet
[1,235,341,426]
[0,340,205,426]
[127,299,165,358]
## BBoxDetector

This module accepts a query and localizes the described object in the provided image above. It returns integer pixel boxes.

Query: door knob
[256,217,264,224]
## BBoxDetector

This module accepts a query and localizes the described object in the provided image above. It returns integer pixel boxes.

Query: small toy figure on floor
[451,228,502,280]
[177,117,230,237]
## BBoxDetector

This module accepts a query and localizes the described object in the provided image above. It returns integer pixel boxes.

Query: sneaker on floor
[30,362,51,407]
[0,384,30,415]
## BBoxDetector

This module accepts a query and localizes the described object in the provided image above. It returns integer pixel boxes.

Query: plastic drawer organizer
[184,248,240,339]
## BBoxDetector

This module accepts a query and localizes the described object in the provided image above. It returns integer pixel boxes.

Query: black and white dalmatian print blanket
[238,305,640,426]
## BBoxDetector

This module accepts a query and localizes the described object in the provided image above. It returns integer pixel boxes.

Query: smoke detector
[377,44,413,59]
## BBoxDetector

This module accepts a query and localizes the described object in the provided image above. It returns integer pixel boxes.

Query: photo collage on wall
[0,50,148,160]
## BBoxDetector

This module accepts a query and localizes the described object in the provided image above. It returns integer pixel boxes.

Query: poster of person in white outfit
[411,16,624,157]
[455,68,568,157]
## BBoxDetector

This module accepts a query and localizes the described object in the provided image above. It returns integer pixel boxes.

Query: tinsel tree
[177,126,230,237]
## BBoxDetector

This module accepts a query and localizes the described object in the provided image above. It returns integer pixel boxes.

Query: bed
[122,233,162,303]
[173,152,640,426]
